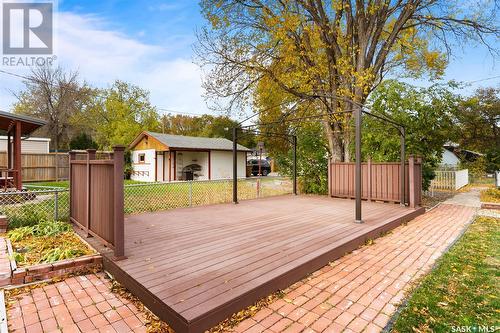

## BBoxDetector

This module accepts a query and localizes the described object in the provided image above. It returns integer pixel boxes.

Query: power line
[2,67,498,121]
[464,75,500,84]
[0,69,35,82]
[0,68,215,117]
[156,108,208,117]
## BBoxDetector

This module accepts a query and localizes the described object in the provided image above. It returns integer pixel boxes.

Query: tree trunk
[344,133,351,162]
[323,120,344,161]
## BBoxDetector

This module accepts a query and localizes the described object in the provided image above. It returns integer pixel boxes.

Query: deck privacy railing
[328,156,422,207]
[430,169,468,191]
[69,147,125,259]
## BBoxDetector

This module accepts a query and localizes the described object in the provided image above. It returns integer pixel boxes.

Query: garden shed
[129,131,251,182]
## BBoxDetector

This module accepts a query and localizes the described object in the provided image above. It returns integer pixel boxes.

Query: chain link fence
[0,185,69,228]
[0,177,292,226]
[124,177,293,214]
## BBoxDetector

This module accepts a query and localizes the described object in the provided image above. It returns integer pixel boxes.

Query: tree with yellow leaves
[196,0,498,161]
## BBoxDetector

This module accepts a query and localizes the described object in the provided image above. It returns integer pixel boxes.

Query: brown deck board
[97,195,424,333]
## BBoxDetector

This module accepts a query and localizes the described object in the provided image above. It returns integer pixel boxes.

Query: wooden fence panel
[0,152,69,181]
[69,148,125,259]
[89,162,115,245]
[329,157,422,206]
[70,163,87,228]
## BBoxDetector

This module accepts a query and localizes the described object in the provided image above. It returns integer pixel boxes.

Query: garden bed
[480,187,500,203]
[6,220,102,284]
[480,188,500,210]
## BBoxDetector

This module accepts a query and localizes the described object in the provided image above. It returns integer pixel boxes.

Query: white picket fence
[428,169,469,193]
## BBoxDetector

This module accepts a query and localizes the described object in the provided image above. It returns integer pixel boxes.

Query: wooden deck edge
[97,206,425,333]
[74,225,190,333]
[71,225,188,332]
[102,255,190,333]
[187,207,426,333]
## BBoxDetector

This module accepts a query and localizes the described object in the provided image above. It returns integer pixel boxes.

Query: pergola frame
[232,106,406,223]
[0,111,46,190]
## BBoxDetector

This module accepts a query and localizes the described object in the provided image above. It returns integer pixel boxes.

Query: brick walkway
[6,273,147,333]
[232,203,476,333]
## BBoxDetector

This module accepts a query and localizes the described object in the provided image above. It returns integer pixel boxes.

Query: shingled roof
[130,131,251,152]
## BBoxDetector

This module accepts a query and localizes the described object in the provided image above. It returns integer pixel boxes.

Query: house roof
[0,110,47,136]
[0,136,51,142]
[130,131,252,152]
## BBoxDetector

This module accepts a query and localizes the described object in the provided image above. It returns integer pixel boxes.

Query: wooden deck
[95,195,424,333]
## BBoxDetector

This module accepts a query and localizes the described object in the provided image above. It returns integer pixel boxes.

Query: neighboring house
[0,136,50,154]
[440,143,483,168]
[129,131,251,182]
[440,147,461,168]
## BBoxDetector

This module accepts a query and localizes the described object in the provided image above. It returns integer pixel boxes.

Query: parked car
[247,159,271,176]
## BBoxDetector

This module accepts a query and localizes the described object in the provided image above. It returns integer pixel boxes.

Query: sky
[0,0,498,118]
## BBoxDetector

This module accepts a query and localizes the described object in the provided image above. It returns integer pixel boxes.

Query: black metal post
[400,127,406,206]
[232,127,238,204]
[292,135,297,195]
[354,107,363,223]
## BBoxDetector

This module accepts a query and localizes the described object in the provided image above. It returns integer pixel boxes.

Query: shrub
[7,207,47,229]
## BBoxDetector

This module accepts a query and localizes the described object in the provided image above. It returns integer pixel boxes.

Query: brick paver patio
[6,273,147,333]
[231,203,476,333]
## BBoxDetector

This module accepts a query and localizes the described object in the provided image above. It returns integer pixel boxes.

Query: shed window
[138,153,145,163]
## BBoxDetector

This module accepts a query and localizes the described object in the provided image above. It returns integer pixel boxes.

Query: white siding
[440,149,460,167]
[211,151,246,179]
[0,136,50,154]
[131,149,248,182]
[131,149,156,182]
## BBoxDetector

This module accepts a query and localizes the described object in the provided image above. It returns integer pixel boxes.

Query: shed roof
[130,131,251,152]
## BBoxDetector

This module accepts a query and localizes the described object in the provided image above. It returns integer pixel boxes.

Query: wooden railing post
[327,158,332,197]
[415,157,422,206]
[113,146,126,260]
[408,155,416,208]
[85,149,96,236]
[68,151,76,221]
[14,121,22,190]
[367,158,372,201]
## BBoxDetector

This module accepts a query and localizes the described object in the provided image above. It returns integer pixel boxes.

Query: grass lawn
[392,216,499,332]
[25,179,145,188]
[480,188,500,203]
[123,177,292,214]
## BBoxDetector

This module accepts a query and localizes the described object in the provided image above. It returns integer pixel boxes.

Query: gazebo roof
[0,110,47,136]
